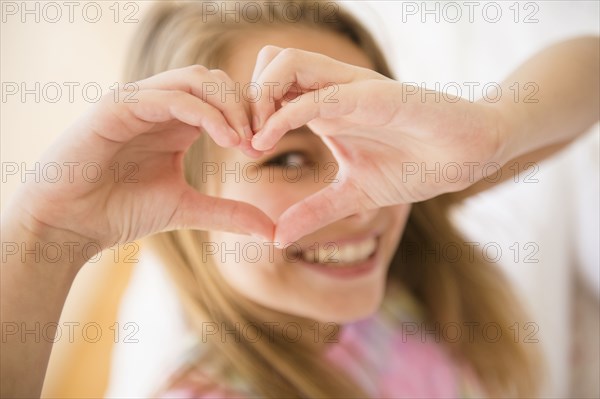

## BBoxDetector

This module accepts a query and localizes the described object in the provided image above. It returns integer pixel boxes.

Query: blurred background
[1,1,598,397]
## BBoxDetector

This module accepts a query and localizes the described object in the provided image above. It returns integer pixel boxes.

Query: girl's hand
[13,65,274,252]
[250,47,507,244]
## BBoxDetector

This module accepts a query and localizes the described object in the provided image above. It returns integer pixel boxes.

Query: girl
[2,1,598,398]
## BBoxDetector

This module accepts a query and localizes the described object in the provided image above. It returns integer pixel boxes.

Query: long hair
[125,1,541,397]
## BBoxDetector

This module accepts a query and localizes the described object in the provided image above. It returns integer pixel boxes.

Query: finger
[251,45,283,83]
[250,45,284,131]
[202,68,250,144]
[167,188,274,241]
[95,89,240,147]
[252,47,362,131]
[135,66,251,142]
[210,69,263,158]
[252,84,358,151]
[274,179,361,245]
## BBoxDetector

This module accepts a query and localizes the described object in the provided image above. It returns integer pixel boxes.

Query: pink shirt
[159,285,485,398]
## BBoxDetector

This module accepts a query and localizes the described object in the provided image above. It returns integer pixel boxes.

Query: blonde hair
[125,1,541,397]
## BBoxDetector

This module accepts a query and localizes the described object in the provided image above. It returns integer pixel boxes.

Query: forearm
[494,36,599,162]
[1,206,90,398]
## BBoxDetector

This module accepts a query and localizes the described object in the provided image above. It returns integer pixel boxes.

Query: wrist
[484,98,529,166]
[2,206,97,271]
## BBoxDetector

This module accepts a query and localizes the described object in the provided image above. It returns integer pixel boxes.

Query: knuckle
[187,64,209,76]
[210,68,227,78]
[258,44,282,59]
[95,91,127,112]
[278,47,301,63]
[98,91,117,106]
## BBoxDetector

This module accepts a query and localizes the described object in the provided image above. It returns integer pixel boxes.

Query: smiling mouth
[292,236,378,267]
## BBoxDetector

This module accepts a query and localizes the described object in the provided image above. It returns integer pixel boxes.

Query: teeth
[300,237,376,267]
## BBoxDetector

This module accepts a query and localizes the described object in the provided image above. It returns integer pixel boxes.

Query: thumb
[274,180,361,245]
[167,187,274,241]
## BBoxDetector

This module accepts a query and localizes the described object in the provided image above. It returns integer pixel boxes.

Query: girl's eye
[262,151,311,168]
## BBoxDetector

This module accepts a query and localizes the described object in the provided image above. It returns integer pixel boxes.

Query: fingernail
[244,143,264,158]
[251,131,264,149]
[247,85,259,103]
[252,115,262,132]
[244,125,253,140]
[229,127,241,145]
[241,139,262,158]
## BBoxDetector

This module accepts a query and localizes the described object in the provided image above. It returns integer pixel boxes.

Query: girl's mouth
[298,236,377,266]
[285,234,381,278]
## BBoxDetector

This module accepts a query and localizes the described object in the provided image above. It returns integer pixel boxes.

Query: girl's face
[206,27,411,323]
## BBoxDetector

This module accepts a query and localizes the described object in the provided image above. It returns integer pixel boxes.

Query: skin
[208,27,410,322]
[248,38,599,244]
[0,17,597,396]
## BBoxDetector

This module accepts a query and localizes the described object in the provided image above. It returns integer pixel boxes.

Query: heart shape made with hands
[122,47,373,246]
[126,48,368,246]
[202,53,377,245]
[23,46,498,254]
[181,46,500,246]
[216,47,387,246]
